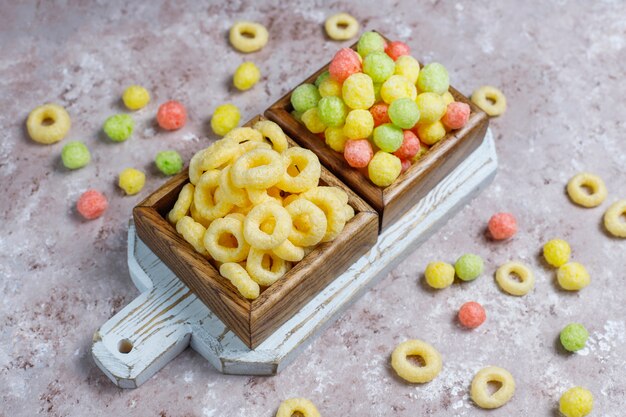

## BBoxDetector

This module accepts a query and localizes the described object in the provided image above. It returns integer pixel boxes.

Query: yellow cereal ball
[557,262,590,291]
[318,77,342,97]
[559,387,593,417]
[416,92,447,124]
[416,120,446,145]
[441,91,455,105]
[381,75,417,104]
[233,61,261,91]
[342,73,375,110]
[343,109,374,140]
[424,261,455,289]
[325,126,348,152]
[211,103,241,136]
[368,151,401,187]
[118,168,146,195]
[543,239,571,267]
[301,107,327,133]
[394,55,420,85]
[122,85,150,110]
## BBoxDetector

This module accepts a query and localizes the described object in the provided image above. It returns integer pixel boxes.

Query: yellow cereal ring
[27,103,71,144]
[324,13,359,41]
[235,140,272,159]
[253,120,288,152]
[343,204,355,222]
[300,187,345,242]
[176,216,208,255]
[566,172,607,208]
[246,247,291,286]
[495,261,535,296]
[218,165,250,207]
[219,263,259,300]
[246,186,283,206]
[226,212,246,222]
[282,194,300,207]
[231,148,284,189]
[272,239,305,262]
[224,126,264,145]
[244,201,292,250]
[194,170,234,221]
[471,86,507,116]
[189,140,239,185]
[470,366,515,409]
[167,183,195,225]
[203,217,250,263]
[603,199,626,238]
[276,147,322,193]
[190,200,211,227]
[276,398,320,417]
[231,204,253,216]
[391,339,442,383]
[229,21,269,53]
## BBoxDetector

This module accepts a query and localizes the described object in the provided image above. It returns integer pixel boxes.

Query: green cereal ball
[291,83,321,113]
[61,141,91,169]
[317,96,347,127]
[388,98,420,129]
[363,51,395,83]
[417,63,450,95]
[103,114,134,142]
[155,150,184,176]
[373,123,403,152]
[455,253,484,281]
[560,323,589,352]
[357,31,386,58]
[315,70,330,87]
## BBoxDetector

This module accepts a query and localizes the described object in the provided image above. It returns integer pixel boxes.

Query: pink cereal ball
[329,48,362,83]
[157,100,187,130]
[344,139,373,168]
[370,103,391,127]
[441,102,470,130]
[488,212,518,240]
[393,130,421,160]
[458,301,486,329]
[76,189,108,220]
[385,41,411,61]
[400,159,411,173]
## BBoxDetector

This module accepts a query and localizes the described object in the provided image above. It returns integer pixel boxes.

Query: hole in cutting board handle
[118,339,134,354]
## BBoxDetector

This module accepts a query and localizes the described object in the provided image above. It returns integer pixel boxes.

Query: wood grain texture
[265,31,489,230]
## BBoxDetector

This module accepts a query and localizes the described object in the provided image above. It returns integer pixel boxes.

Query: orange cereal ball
[76,189,108,220]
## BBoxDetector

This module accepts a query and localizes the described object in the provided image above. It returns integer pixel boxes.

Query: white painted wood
[92,130,498,388]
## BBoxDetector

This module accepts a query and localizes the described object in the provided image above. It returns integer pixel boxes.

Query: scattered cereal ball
[442,101,470,130]
[325,126,348,152]
[381,75,417,104]
[61,141,91,169]
[344,139,373,168]
[76,189,108,220]
[370,103,391,127]
[557,262,590,291]
[211,103,241,136]
[122,85,150,110]
[560,323,589,352]
[157,101,186,131]
[393,130,421,160]
[388,98,420,129]
[559,387,593,417]
[415,92,447,125]
[318,76,342,97]
[543,239,571,267]
[415,120,446,145]
[487,212,518,240]
[373,123,403,152]
[233,61,261,90]
[357,31,386,58]
[155,150,183,176]
[362,51,395,83]
[329,47,362,83]
[103,114,134,142]
[342,73,375,110]
[301,107,326,134]
[441,91,455,105]
[315,70,330,87]
[417,63,449,95]
[394,55,420,84]
[318,96,347,127]
[458,301,486,329]
[385,41,410,61]
[343,109,374,140]
[118,168,146,195]
[291,83,321,113]
[424,261,455,289]
[455,254,484,281]
[368,151,401,187]
[325,13,359,41]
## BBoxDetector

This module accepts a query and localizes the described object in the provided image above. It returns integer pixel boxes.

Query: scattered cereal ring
[229,21,269,53]
[301,187,346,242]
[176,216,208,255]
[329,47,362,83]
[603,199,626,238]
[368,151,402,187]
[566,172,607,208]
[157,100,186,130]
[487,212,517,240]
[495,261,534,296]
[168,183,194,224]
[343,109,374,139]
[357,31,386,58]
[417,63,449,95]
[559,387,593,417]
[233,61,261,91]
[543,239,571,267]
[458,301,486,328]
[424,261,455,289]
[244,201,292,250]
[291,83,321,113]
[560,323,589,352]
[344,139,373,168]
[253,119,289,152]
[285,199,327,247]
[342,73,376,110]
[471,85,506,116]
[441,101,470,130]
[391,339,442,383]
[103,114,134,142]
[470,366,515,409]
[246,247,291,286]
[385,40,410,61]
[155,150,183,176]
[231,148,284,189]
[455,253,484,281]
[76,189,108,220]
[118,168,146,195]
[211,104,241,136]
[220,263,259,300]
[27,103,71,144]
[122,85,150,110]
[324,13,359,41]
[276,147,321,193]
[204,217,250,263]
[557,262,590,291]
[61,141,91,169]
[194,170,234,221]
[276,398,320,417]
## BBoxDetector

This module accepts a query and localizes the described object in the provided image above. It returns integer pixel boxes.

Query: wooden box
[133,116,378,349]
[265,33,489,230]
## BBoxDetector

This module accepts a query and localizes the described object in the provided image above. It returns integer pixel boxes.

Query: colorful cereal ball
[318,77,342,98]
[370,103,391,127]
[400,158,411,173]
[560,323,589,352]
[318,96,347,127]
[559,387,593,417]
[441,91,455,105]
[118,168,146,195]
[342,73,375,110]
[291,83,321,113]
[393,130,420,160]
[415,121,446,145]
[373,123,403,152]
[362,51,395,83]
[315,70,330,87]
[61,141,91,170]
[380,75,417,104]
[415,92,447,125]
[394,55,420,84]
[157,101,186,131]
[76,189,108,220]
[325,126,348,152]
[368,151,401,187]
[388,98,420,129]
[455,254,484,281]
[233,61,261,91]
[385,41,410,61]
[301,107,326,133]
[211,103,241,136]
[417,63,449,95]
[487,212,518,240]
[543,239,571,267]
[357,31,386,58]
[122,85,150,110]
[557,262,590,291]
[155,150,183,176]
[344,139,373,168]
[103,114,134,142]
[424,261,455,289]
[458,301,486,329]
[442,101,470,130]
[329,47,362,83]
[343,109,374,140]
